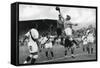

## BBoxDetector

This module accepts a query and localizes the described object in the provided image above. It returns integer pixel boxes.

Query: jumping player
[56,14,64,37]
[63,15,78,58]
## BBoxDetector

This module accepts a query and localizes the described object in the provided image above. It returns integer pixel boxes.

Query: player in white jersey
[64,15,78,39]
[82,29,94,54]
[87,31,94,54]
[22,28,39,64]
[38,36,48,50]
[45,38,54,59]
[82,35,88,52]
[64,26,72,38]
[63,15,78,58]
[64,15,78,45]
[39,35,54,59]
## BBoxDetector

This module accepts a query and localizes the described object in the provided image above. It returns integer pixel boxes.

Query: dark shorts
[30,52,38,55]
[57,28,62,36]
[64,38,73,48]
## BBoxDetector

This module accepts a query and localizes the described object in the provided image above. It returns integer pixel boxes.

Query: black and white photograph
[11,2,97,65]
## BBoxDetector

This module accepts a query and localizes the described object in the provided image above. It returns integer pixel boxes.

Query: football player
[39,35,54,59]
[22,28,39,64]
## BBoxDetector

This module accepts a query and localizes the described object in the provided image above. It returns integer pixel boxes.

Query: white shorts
[83,41,88,45]
[64,28,72,36]
[45,42,53,49]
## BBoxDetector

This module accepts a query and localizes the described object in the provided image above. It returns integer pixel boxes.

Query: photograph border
[11,2,98,66]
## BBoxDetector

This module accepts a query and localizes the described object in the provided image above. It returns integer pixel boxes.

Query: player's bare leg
[46,50,49,59]
[87,44,90,54]
[71,47,75,58]
[83,45,87,52]
[91,47,93,54]
[65,47,68,56]
[23,54,32,64]
[31,58,36,64]
[89,43,93,54]
[83,45,85,52]
[30,53,38,64]
[24,56,31,64]
[50,48,54,59]
[51,51,54,57]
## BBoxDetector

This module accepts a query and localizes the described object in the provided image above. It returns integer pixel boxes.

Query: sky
[19,4,96,28]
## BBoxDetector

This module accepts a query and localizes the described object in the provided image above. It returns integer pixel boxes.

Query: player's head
[56,6,60,10]
[66,15,71,21]
[30,28,39,39]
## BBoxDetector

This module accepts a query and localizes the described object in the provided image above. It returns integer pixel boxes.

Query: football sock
[31,58,36,64]
[51,51,54,57]
[26,56,31,62]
